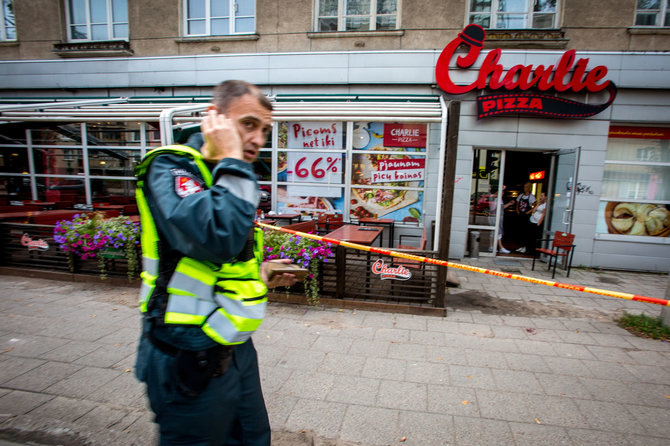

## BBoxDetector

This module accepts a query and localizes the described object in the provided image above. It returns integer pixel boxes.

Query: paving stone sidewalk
[0,258,669,446]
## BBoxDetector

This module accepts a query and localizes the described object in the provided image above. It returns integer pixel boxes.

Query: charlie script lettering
[435,25,617,119]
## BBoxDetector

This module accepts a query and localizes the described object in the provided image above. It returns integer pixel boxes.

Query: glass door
[547,147,581,235]
[468,148,504,256]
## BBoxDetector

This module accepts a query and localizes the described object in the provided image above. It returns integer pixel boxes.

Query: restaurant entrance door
[468,149,552,257]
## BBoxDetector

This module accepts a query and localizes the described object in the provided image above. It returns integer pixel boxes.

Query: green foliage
[616,312,670,342]
[263,229,334,305]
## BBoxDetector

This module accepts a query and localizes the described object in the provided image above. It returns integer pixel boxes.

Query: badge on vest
[174,176,203,198]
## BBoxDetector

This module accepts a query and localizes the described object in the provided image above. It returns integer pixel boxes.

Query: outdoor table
[26,201,57,210]
[358,217,395,247]
[323,224,384,297]
[94,204,125,212]
[0,210,83,224]
[259,219,277,225]
[267,213,301,224]
[324,224,383,246]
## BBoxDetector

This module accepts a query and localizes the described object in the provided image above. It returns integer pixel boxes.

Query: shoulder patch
[174,176,204,198]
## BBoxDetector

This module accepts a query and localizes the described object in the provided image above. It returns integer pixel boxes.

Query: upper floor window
[316,0,399,32]
[184,0,256,36]
[635,0,670,27]
[469,0,557,29]
[1,0,16,41]
[66,0,128,41]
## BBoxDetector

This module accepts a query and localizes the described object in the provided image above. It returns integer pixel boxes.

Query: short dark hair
[212,80,273,113]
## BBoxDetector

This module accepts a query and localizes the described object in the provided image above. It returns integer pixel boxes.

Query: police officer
[134,80,297,445]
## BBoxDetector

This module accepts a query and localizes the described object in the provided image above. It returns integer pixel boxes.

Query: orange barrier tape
[257,222,670,307]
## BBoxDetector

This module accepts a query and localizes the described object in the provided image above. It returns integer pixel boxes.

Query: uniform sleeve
[144,154,260,264]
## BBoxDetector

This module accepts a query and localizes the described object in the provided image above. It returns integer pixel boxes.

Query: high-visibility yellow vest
[135,145,267,345]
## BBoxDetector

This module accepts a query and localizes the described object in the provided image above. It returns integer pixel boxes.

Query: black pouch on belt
[175,348,219,397]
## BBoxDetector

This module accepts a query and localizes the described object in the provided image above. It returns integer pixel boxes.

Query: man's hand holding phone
[200,109,243,162]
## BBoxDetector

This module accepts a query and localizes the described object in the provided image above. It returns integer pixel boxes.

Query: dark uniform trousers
[136,336,271,445]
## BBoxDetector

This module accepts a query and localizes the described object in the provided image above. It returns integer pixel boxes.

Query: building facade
[0,0,668,271]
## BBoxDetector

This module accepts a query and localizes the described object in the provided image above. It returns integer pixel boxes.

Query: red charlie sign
[383,124,427,147]
[435,25,616,119]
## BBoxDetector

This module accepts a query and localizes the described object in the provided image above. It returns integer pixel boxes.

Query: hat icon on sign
[458,24,485,48]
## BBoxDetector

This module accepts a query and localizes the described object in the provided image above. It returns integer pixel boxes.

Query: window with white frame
[468,0,558,29]
[596,125,670,238]
[315,0,399,32]
[635,0,670,27]
[1,0,16,41]
[184,0,256,36]
[66,0,128,41]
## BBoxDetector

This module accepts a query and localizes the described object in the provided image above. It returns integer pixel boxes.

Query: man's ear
[207,104,217,112]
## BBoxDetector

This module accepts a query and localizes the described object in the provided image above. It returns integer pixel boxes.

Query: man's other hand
[261,259,300,289]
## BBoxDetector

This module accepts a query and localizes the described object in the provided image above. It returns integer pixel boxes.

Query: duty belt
[145,331,233,377]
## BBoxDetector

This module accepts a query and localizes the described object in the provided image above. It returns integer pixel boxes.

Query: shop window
[184,0,256,36]
[0,147,28,174]
[87,122,146,146]
[468,0,557,29]
[1,0,15,41]
[66,0,128,41]
[597,126,670,238]
[635,0,670,27]
[90,178,135,201]
[276,121,347,215]
[33,148,84,175]
[88,148,141,177]
[315,0,399,32]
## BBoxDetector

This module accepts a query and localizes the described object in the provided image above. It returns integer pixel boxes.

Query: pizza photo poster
[350,122,427,221]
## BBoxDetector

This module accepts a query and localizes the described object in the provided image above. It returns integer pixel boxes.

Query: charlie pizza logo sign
[371,259,411,280]
[435,25,616,119]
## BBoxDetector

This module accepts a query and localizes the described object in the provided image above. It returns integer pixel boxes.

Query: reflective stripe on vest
[202,312,257,345]
[136,187,160,313]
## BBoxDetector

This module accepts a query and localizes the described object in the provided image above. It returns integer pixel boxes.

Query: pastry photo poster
[596,201,670,237]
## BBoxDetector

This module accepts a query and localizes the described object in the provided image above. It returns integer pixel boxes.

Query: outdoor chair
[394,226,428,269]
[531,231,576,279]
[316,213,344,235]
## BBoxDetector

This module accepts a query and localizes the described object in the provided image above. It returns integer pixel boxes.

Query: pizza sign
[371,158,425,183]
[435,25,616,119]
[287,122,343,149]
[383,124,427,147]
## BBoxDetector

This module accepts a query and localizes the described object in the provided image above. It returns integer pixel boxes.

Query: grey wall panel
[611,105,670,122]
[579,149,606,167]
[347,67,430,84]
[459,130,519,147]
[0,50,668,91]
[619,69,670,90]
[129,70,197,87]
[516,133,605,150]
[621,54,670,71]
[591,252,670,272]
[517,117,609,137]
[196,69,270,86]
[460,114,520,133]
[613,89,670,106]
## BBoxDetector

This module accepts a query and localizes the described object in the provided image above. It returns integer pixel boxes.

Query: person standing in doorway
[515,182,536,254]
[527,192,547,255]
[488,185,514,253]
